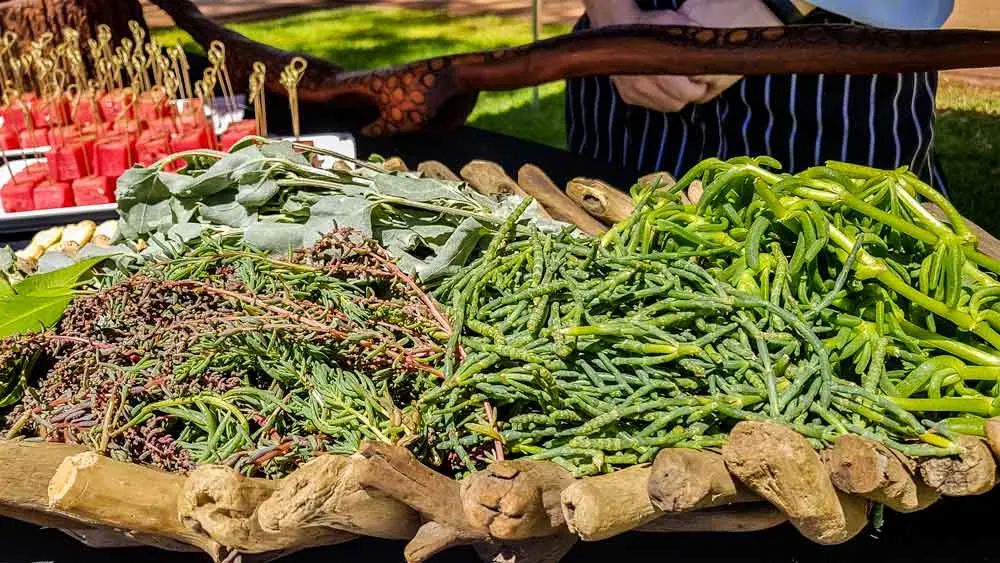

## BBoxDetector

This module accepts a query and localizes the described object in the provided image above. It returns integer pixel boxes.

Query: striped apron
[565,1,949,194]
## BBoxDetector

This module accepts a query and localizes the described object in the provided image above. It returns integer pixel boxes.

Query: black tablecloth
[4,486,1000,563]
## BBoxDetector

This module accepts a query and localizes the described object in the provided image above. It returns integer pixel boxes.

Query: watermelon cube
[137,130,173,166]
[94,136,137,177]
[0,129,19,150]
[71,176,115,206]
[72,97,99,125]
[48,143,93,182]
[146,117,176,135]
[99,89,135,122]
[21,163,51,184]
[138,90,169,122]
[18,128,50,148]
[112,120,146,136]
[171,124,215,152]
[32,98,70,128]
[220,120,258,151]
[32,180,74,210]
[2,102,32,133]
[0,176,37,212]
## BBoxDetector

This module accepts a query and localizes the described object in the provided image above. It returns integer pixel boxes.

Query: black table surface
[4,485,1000,563]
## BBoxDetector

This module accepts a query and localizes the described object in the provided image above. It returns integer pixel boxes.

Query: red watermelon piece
[71,175,115,206]
[32,180,74,210]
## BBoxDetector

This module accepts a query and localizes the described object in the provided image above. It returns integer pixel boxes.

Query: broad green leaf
[0,294,74,337]
[14,256,109,297]
[243,222,307,256]
[0,276,13,299]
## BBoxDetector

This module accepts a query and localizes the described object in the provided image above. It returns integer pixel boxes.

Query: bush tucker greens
[3,143,1000,479]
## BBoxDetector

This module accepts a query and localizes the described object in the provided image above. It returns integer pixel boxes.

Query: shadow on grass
[936,108,1000,236]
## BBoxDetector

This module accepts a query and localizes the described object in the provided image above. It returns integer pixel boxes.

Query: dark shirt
[565,1,948,193]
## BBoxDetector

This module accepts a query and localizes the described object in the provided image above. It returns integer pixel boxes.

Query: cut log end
[822,434,930,513]
[919,436,997,497]
[723,421,865,545]
[47,451,98,508]
[647,448,754,512]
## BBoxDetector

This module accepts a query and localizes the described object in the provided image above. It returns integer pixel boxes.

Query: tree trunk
[0,0,145,47]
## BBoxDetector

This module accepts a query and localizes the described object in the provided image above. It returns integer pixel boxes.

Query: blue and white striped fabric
[565,1,949,193]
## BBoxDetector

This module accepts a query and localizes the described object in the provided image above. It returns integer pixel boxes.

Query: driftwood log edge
[1,419,999,563]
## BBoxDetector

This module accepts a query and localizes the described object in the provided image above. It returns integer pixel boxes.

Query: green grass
[153,6,572,147]
[155,6,1000,233]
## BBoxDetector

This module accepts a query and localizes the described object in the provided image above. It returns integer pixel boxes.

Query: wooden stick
[722,421,868,545]
[919,436,997,497]
[461,160,530,198]
[383,156,409,172]
[417,160,462,182]
[355,441,482,562]
[179,464,351,554]
[822,434,938,513]
[0,440,86,513]
[47,451,222,558]
[565,178,634,224]
[560,464,659,542]
[256,454,420,540]
[460,460,574,541]
[517,164,608,236]
[647,449,758,512]
[636,503,786,533]
[923,202,1000,260]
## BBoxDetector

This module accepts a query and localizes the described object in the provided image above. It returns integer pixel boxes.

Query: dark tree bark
[0,0,145,48]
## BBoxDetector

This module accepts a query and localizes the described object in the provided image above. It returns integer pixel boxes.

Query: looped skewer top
[279,57,307,140]
[249,61,267,137]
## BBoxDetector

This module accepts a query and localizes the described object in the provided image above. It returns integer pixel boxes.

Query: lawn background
[154,6,1000,234]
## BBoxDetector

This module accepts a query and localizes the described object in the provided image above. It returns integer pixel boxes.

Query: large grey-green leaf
[236,175,280,208]
[306,195,375,237]
[119,200,177,238]
[173,147,264,199]
[36,252,76,274]
[116,167,175,205]
[199,191,255,228]
[244,222,307,256]
[374,173,473,204]
[413,217,487,281]
[259,140,308,165]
